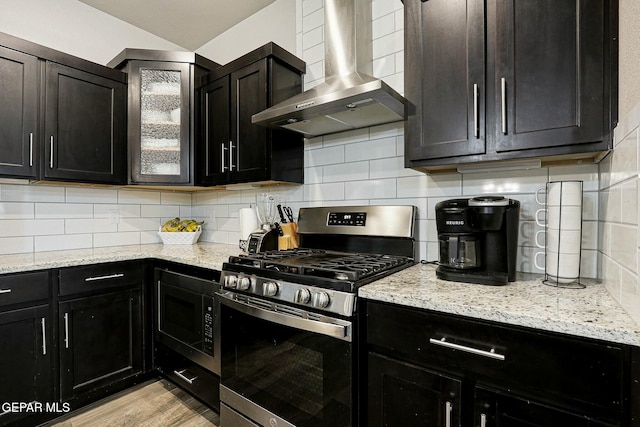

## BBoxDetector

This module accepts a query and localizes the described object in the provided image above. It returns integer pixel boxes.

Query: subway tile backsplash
[0,0,637,326]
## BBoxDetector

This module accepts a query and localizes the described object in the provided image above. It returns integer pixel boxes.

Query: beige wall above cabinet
[403,0,618,173]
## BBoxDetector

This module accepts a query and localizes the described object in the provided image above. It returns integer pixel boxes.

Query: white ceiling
[78,0,276,50]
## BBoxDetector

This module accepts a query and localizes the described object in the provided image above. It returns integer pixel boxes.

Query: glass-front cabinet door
[133,62,190,184]
[109,50,219,185]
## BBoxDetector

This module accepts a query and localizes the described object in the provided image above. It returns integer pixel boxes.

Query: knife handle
[277,204,287,223]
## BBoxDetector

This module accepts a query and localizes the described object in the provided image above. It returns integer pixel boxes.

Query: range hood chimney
[251,0,406,137]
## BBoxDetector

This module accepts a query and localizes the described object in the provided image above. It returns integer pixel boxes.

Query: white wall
[0,0,182,65]
[196,0,298,65]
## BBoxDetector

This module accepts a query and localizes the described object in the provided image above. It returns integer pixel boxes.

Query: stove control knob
[263,282,279,297]
[225,275,238,289]
[294,288,311,304]
[238,277,252,291]
[312,292,331,309]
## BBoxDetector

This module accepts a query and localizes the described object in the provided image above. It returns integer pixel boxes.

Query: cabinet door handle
[480,413,487,427]
[49,136,54,168]
[429,337,505,361]
[229,141,236,171]
[41,318,47,355]
[0,289,11,294]
[473,84,479,138]
[29,133,34,167]
[445,401,452,427]
[64,312,70,349]
[501,77,507,134]
[84,273,124,282]
[173,369,197,385]
[221,142,228,172]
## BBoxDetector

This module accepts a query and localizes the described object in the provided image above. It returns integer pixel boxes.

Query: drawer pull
[0,289,12,294]
[84,273,125,282]
[429,337,505,361]
[174,369,197,385]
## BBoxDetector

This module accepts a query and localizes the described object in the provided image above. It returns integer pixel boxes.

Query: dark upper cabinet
[108,50,219,185]
[404,0,618,172]
[404,0,486,162]
[200,43,305,186]
[43,62,126,184]
[0,46,39,179]
[0,32,128,184]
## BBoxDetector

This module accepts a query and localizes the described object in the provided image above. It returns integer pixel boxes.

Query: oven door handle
[219,293,352,342]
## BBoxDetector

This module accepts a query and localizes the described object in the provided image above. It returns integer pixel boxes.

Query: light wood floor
[47,379,219,427]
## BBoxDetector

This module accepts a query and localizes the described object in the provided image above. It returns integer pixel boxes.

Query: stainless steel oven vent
[251,0,406,137]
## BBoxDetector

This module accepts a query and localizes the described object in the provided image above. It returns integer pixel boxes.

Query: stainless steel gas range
[217,205,417,427]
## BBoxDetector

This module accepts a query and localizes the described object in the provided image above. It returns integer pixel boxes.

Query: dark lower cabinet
[367,352,461,427]
[58,289,142,402]
[362,300,636,427]
[0,270,52,427]
[57,261,144,409]
[0,305,52,427]
[475,387,617,427]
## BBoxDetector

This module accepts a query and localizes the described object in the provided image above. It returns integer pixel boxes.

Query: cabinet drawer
[0,271,49,307]
[59,261,142,296]
[365,301,625,419]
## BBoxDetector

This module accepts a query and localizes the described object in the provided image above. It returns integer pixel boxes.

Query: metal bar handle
[473,83,479,138]
[174,369,196,385]
[229,141,236,171]
[501,77,507,134]
[29,133,33,167]
[0,289,12,294]
[41,318,47,355]
[429,337,505,361]
[480,413,487,427]
[84,273,124,282]
[219,292,352,342]
[64,312,70,349]
[221,142,228,172]
[445,401,452,427]
[49,136,54,168]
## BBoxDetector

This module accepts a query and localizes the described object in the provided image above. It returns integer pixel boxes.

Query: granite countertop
[2,244,639,347]
[359,263,640,347]
[0,243,242,275]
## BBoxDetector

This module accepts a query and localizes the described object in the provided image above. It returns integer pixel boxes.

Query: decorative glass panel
[139,69,181,175]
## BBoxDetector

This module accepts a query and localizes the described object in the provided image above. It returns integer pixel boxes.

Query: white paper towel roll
[239,207,259,240]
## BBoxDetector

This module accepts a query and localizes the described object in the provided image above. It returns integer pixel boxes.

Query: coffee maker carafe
[435,196,520,285]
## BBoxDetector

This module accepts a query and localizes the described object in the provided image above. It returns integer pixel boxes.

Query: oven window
[221,304,352,427]
[159,284,201,347]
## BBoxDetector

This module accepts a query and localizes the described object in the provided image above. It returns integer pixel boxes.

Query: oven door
[219,291,353,427]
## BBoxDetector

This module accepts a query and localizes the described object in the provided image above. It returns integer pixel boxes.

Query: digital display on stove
[327,212,366,226]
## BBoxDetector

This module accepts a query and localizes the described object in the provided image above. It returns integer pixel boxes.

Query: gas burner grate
[229,250,413,282]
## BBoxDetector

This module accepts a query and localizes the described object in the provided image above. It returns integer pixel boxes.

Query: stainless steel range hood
[251,0,406,138]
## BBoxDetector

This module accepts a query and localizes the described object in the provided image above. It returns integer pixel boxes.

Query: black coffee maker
[435,196,520,285]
